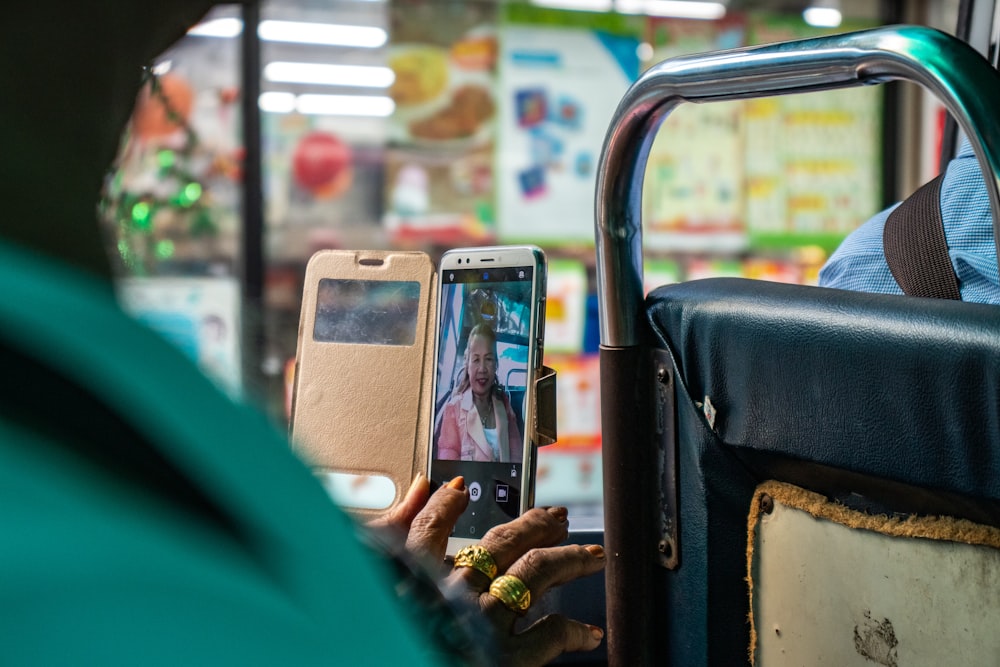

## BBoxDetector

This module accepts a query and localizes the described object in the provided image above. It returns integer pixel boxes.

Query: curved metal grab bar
[595,25,1000,348]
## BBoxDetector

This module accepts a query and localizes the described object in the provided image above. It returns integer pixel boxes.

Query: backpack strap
[883,173,962,300]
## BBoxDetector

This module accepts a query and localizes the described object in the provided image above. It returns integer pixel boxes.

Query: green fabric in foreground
[0,240,446,665]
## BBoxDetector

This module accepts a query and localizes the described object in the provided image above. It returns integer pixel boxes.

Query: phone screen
[429,263,537,542]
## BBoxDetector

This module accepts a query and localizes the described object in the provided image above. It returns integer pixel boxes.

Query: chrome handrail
[595,25,1000,348]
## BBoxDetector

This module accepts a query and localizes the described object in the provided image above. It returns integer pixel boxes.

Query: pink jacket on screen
[436,387,522,463]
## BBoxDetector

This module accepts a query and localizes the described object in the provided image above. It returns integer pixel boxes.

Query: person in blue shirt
[819,138,1000,303]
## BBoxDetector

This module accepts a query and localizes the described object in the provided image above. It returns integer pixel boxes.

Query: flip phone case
[290,249,556,519]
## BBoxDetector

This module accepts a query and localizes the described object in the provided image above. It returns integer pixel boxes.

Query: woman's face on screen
[466,333,497,398]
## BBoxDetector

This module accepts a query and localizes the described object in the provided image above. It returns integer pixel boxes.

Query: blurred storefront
[101,0,957,518]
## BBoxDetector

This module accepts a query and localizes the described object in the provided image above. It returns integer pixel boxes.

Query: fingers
[447,506,570,591]
[512,544,606,598]
[485,544,606,621]
[367,472,431,535]
[436,509,604,667]
[501,614,604,667]
[485,507,571,571]
[404,477,469,565]
[484,545,606,666]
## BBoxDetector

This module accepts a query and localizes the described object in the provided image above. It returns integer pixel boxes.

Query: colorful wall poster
[544,259,588,354]
[536,448,603,510]
[383,0,499,245]
[744,14,883,252]
[643,258,682,294]
[263,112,386,254]
[743,256,803,284]
[642,16,749,253]
[535,352,602,507]
[544,353,601,450]
[497,6,643,244]
[117,276,243,396]
[684,257,745,281]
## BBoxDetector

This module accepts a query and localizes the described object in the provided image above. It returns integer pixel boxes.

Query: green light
[154,239,175,259]
[191,210,216,236]
[180,182,203,207]
[117,239,136,269]
[157,150,175,170]
[131,202,152,229]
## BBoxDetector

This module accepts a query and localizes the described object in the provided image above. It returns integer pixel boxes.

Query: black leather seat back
[643,277,1000,664]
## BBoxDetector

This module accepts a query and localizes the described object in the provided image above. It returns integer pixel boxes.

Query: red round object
[292,131,353,195]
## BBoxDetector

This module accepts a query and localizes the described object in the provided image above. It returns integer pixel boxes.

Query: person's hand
[445,503,606,666]
[371,474,607,666]
[367,472,470,571]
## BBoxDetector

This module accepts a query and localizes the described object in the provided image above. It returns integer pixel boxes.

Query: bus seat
[593,24,1000,666]
[644,277,1000,664]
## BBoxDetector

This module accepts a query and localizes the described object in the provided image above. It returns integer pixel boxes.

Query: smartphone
[428,245,547,555]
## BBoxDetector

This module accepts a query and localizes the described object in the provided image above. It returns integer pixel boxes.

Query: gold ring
[489,574,531,614]
[453,545,498,580]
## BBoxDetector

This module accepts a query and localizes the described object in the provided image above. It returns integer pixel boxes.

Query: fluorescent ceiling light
[803,7,842,27]
[264,62,395,88]
[258,20,387,48]
[258,91,297,113]
[616,0,726,19]
[530,0,614,12]
[259,92,395,117]
[188,17,243,38]
[188,18,387,48]
[296,94,394,117]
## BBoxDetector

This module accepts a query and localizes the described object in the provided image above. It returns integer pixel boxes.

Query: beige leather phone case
[290,249,556,520]
[290,250,437,520]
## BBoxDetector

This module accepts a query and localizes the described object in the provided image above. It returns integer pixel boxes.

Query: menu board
[641,14,882,254]
[744,14,882,251]
[642,16,749,252]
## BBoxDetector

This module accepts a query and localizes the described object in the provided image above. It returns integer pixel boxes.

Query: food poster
[384,0,499,245]
[263,112,385,249]
[496,6,643,244]
[744,13,882,252]
[642,16,748,253]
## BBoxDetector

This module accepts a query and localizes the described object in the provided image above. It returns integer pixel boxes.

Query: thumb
[368,472,431,535]
[405,476,469,565]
